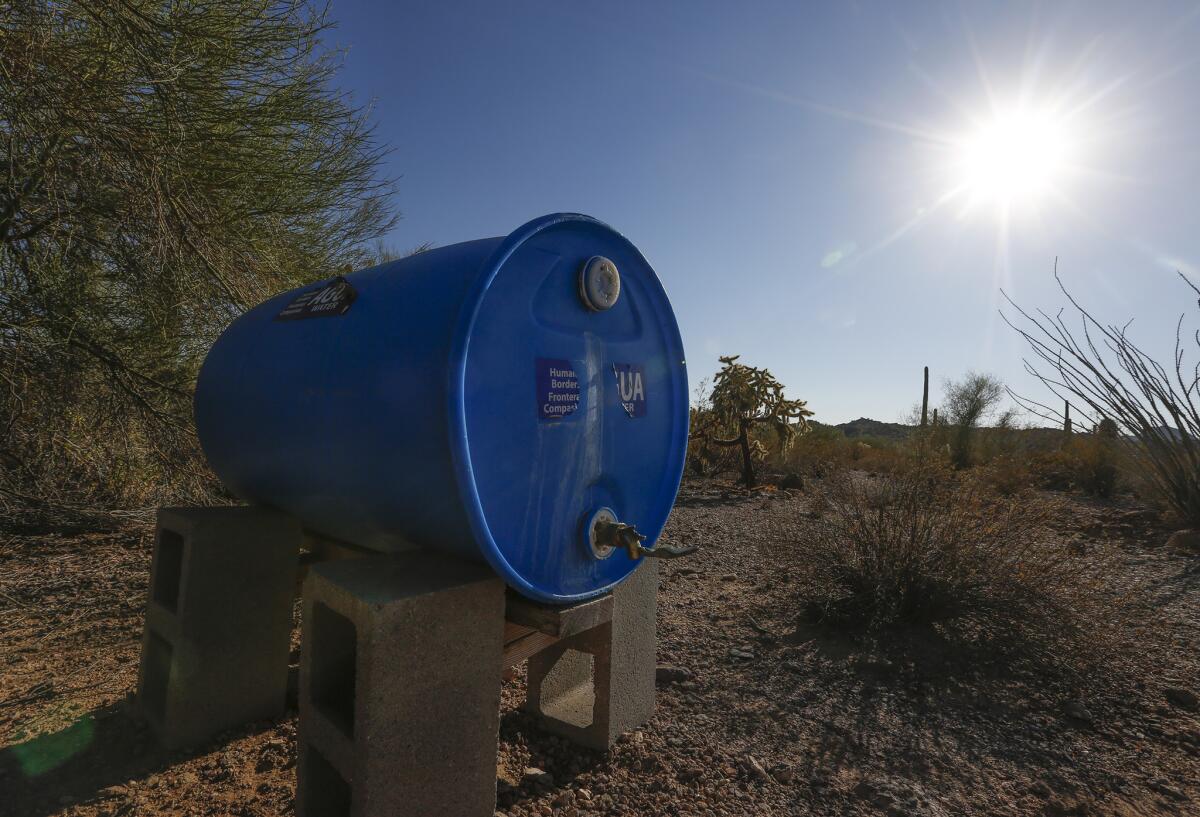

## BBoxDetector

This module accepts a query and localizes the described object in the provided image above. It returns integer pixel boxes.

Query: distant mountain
[833,417,914,441]
[1147,425,1189,442]
[822,418,1192,444]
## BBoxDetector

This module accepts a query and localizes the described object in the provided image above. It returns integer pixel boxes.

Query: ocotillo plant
[1005,271,1200,525]
[921,366,930,427]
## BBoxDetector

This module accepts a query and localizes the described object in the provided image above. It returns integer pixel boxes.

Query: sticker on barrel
[613,363,646,417]
[536,358,580,421]
[275,276,356,321]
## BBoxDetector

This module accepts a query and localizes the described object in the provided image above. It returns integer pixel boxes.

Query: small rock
[745,755,772,783]
[1165,688,1198,711]
[874,792,898,809]
[728,647,755,660]
[523,767,553,786]
[781,473,804,490]
[655,665,694,684]
[771,763,796,783]
[1148,778,1188,801]
[1166,529,1200,552]
[1063,700,1094,724]
[853,780,876,796]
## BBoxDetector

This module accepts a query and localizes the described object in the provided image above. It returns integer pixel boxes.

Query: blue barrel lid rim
[446,213,689,603]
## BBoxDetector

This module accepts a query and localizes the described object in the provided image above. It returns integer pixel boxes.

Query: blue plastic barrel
[195,213,688,603]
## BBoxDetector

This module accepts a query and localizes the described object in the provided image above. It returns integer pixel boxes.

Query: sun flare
[954,108,1072,212]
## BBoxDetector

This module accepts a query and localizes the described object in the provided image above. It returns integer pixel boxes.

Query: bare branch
[1003,267,1200,525]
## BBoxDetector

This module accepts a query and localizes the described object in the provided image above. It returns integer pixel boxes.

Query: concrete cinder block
[297,552,505,817]
[525,560,657,750]
[136,506,301,749]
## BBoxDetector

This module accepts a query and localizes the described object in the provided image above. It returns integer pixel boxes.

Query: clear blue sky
[328,1,1200,425]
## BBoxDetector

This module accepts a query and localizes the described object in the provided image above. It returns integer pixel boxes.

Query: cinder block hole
[311,602,356,737]
[140,631,173,724]
[152,529,185,614]
[301,745,351,817]
[540,649,595,728]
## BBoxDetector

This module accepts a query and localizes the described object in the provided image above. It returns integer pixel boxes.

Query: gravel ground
[1,477,1198,816]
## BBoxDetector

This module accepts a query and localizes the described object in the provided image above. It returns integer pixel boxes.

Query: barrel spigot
[585,507,697,561]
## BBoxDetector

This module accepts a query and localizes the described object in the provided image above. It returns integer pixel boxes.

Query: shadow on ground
[0,702,281,817]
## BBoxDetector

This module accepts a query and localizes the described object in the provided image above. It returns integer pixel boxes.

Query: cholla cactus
[709,355,813,487]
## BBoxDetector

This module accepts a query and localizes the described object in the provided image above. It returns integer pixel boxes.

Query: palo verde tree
[0,1,397,511]
[942,372,1007,469]
[708,355,813,487]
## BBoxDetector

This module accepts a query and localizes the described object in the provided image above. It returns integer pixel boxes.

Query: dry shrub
[1022,436,1122,497]
[783,430,911,478]
[1026,449,1077,491]
[1064,435,1120,498]
[983,454,1033,496]
[797,464,1114,653]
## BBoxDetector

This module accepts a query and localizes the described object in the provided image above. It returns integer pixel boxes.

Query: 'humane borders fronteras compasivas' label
[535,358,580,420]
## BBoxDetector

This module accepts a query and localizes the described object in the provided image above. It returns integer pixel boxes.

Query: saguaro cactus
[920,366,930,427]
[1064,400,1073,434]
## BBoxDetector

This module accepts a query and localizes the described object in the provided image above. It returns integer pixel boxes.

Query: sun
[954,107,1072,211]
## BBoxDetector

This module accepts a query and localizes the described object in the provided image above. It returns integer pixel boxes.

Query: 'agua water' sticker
[536,358,580,420]
[613,363,646,417]
[275,276,356,321]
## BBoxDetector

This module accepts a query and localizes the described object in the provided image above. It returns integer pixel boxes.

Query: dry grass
[988,436,1124,498]
[779,430,913,478]
[787,463,1125,665]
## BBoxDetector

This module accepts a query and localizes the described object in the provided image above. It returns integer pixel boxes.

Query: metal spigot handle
[637,542,699,559]
[594,520,697,561]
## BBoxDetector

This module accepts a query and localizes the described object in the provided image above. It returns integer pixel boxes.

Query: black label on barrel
[275,277,356,321]
[536,358,580,421]
[613,363,646,417]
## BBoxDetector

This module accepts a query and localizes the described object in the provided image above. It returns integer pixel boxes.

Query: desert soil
[2,479,1198,816]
